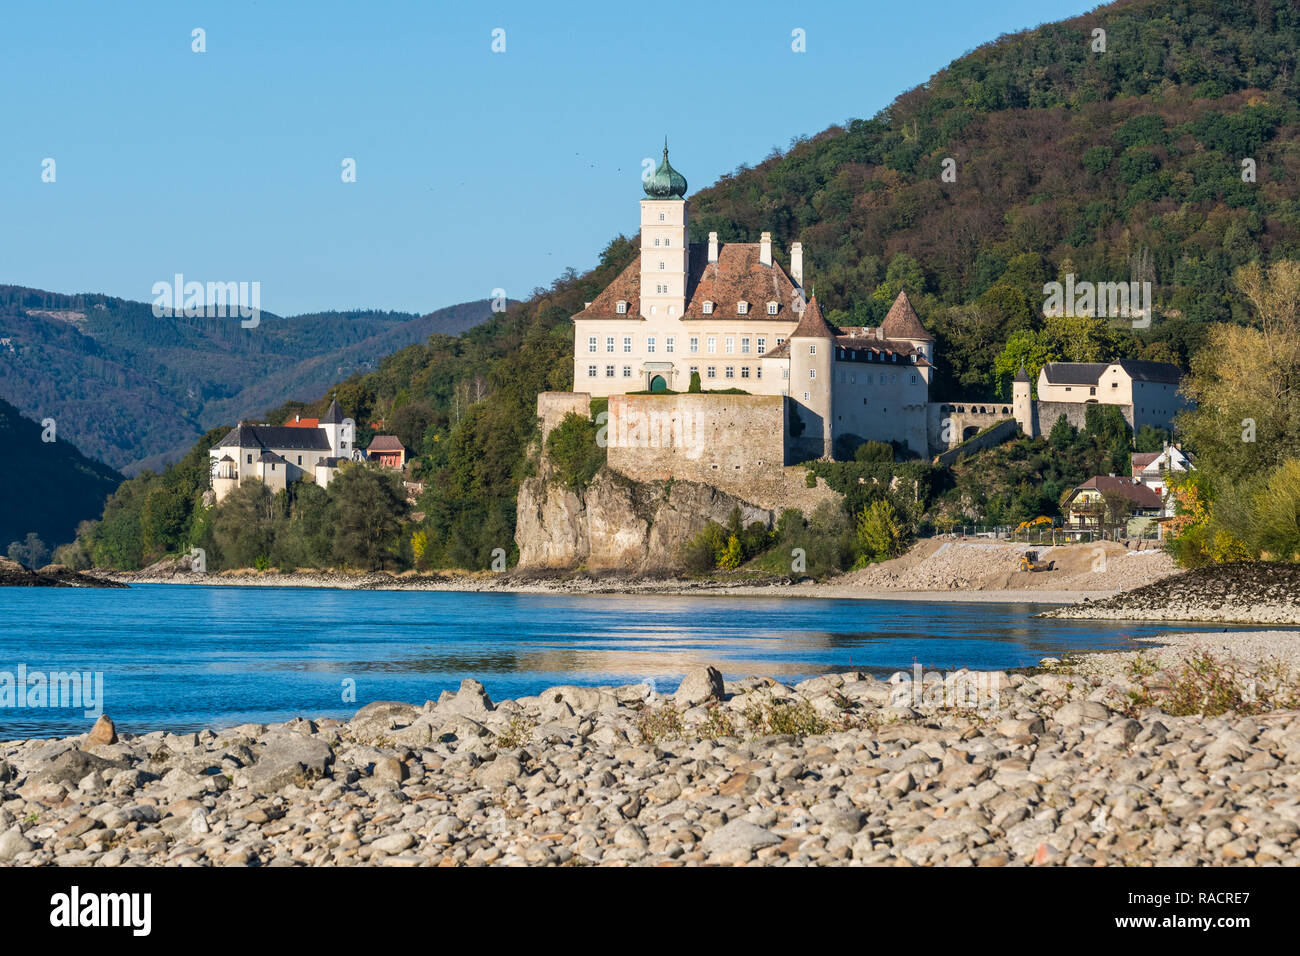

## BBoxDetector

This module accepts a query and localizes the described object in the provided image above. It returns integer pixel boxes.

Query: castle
[554,143,1189,504]
[572,142,936,460]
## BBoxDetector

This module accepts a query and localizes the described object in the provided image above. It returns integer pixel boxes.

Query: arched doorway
[650,375,668,393]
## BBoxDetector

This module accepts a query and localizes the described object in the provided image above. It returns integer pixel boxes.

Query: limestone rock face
[515,464,772,572]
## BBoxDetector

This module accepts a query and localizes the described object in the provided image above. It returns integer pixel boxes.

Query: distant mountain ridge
[0,287,505,473]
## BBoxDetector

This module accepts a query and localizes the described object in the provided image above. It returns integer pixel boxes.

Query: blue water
[0,584,1285,736]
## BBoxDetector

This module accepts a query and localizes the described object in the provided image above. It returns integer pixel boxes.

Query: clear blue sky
[2,0,1094,317]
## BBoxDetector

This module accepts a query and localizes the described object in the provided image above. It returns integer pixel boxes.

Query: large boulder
[673,666,725,708]
[234,735,334,793]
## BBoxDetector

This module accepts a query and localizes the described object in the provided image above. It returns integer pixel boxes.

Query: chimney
[759,232,772,267]
[790,242,804,288]
[707,231,718,263]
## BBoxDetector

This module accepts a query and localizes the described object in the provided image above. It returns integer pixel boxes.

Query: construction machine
[1019,550,1055,572]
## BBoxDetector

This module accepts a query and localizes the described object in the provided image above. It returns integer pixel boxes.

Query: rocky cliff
[515,463,775,573]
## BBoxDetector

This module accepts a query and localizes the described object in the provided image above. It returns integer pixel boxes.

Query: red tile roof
[789,295,839,339]
[285,417,319,428]
[880,291,933,341]
[574,243,804,321]
[1071,475,1162,509]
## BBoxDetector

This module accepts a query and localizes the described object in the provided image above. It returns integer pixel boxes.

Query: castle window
[623,366,632,378]
[737,301,749,315]
[587,365,597,377]
[707,337,716,354]
[689,365,698,376]
[911,374,918,384]
[665,337,675,353]
[702,301,714,315]
[1090,387,1097,395]
[725,337,734,354]
[803,391,810,401]
[647,336,656,353]
[809,344,816,355]
[706,366,716,379]
[654,238,660,247]
[616,300,628,314]
[782,369,789,380]
[776,337,785,347]
[659,261,665,270]
[741,337,750,354]
[809,369,816,379]
[741,366,750,378]
[757,337,766,354]
[297,455,302,465]
[247,454,252,464]
[623,336,632,353]
[689,336,699,354]
[663,238,669,247]
[767,302,778,315]
[725,366,735,379]
[756,367,762,379]
[588,336,597,353]
[606,336,615,353]
[605,366,615,377]
[659,213,665,221]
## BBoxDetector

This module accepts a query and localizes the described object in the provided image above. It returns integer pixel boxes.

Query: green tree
[330,463,410,569]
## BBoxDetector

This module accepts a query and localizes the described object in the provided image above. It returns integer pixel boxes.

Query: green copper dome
[643,140,687,199]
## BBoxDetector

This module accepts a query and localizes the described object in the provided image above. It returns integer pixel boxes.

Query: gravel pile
[3,649,1300,867]
[1048,562,1300,624]
[843,541,1176,593]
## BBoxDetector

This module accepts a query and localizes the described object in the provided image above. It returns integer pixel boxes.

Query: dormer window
[737,301,749,315]
[767,301,778,315]
[702,301,714,315]
[616,300,628,315]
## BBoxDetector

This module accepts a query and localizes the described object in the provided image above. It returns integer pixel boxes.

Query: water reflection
[0,584,1289,735]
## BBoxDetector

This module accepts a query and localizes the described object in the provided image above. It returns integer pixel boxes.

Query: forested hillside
[0,398,121,554]
[0,288,504,473]
[76,0,1300,570]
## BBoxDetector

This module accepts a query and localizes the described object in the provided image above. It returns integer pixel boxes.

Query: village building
[1063,475,1164,536]
[1013,359,1187,439]
[209,399,358,502]
[367,436,407,469]
[1132,444,1195,517]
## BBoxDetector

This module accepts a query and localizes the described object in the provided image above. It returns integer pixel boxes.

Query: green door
[650,374,667,393]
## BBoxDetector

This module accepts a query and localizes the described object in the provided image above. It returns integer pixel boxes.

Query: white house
[209,399,360,502]
[1132,443,1195,516]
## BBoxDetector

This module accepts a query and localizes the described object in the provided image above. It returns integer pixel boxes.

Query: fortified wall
[537,391,593,442]
[1028,400,1134,438]
[535,392,839,515]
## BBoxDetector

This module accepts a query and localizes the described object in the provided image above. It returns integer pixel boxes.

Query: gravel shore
[3,632,1299,867]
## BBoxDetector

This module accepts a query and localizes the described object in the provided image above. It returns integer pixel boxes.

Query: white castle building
[208,399,359,502]
[572,143,936,458]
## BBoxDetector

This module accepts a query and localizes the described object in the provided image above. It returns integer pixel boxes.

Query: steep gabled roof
[367,436,405,452]
[215,424,332,451]
[1114,359,1182,384]
[321,399,345,424]
[880,291,932,341]
[1041,362,1110,386]
[573,243,803,321]
[788,295,838,339]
